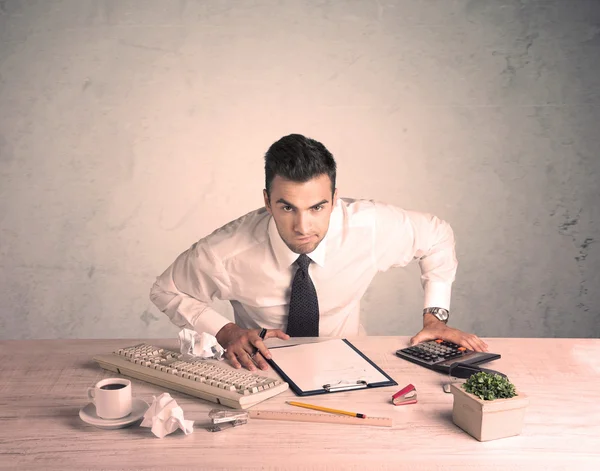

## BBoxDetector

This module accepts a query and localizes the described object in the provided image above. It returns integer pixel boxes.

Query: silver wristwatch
[423,307,449,324]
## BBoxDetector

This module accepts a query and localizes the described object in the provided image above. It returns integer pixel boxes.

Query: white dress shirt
[150,197,457,337]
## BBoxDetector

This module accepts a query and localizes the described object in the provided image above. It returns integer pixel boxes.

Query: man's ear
[332,188,338,207]
[263,189,272,215]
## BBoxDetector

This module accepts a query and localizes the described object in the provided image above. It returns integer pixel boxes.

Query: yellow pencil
[287,401,366,418]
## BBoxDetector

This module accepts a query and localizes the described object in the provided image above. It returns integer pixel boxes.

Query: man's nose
[294,212,310,234]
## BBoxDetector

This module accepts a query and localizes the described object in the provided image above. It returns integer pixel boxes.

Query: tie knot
[296,254,311,272]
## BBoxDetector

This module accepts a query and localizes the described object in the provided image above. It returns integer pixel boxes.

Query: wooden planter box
[450,383,529,441]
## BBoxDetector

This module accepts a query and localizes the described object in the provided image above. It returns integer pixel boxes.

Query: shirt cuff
[192,309,232,338]
[423,281,452,310]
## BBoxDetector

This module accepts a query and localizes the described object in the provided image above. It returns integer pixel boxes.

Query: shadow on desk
[79,360,102,371]
[439,410,453,426]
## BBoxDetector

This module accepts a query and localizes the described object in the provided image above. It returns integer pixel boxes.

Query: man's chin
[287,239,321,255]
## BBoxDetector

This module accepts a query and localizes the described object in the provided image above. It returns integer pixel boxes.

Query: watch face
[425,308,448,322]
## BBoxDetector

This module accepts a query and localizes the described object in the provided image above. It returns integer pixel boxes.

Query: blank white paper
[270,339,390,392]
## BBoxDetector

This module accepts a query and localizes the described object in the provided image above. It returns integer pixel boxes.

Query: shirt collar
[268,204,342,269]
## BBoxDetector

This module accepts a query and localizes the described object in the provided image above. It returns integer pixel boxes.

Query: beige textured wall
[1,0,599,340]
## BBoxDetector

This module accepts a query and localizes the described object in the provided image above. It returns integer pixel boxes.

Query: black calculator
[395,339,501,374]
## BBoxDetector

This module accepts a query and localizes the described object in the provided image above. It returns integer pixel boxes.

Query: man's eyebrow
[275,198,329,209]
[309,199,329,209]
[275,198,296,208]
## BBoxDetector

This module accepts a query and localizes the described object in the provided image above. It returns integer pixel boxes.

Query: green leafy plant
[462,372,517,401]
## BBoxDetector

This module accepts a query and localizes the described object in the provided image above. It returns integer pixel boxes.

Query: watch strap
[423,307,449,324]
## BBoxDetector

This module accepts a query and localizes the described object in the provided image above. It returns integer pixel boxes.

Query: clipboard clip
[323,380,368,392]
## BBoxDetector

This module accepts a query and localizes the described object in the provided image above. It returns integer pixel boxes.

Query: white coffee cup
[87,378,132,419]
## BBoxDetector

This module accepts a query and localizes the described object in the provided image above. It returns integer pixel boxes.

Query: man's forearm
[149,275,231,336]
[407,211,457,310]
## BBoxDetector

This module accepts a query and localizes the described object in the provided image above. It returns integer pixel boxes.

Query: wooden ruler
[248,410,392,428]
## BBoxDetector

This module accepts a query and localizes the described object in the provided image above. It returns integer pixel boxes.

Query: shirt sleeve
[149,240,232,337]
[373,203,458,310]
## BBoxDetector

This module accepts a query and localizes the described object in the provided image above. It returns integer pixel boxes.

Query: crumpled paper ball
[179,328,224,360]
[140,392,194,438]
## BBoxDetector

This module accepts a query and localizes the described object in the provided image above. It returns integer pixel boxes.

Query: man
[150,134,488,371]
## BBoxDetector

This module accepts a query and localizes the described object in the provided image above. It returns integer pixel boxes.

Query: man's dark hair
[264,134,337,198]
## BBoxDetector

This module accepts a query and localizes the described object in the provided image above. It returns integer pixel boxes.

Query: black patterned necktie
[286,254,320,337]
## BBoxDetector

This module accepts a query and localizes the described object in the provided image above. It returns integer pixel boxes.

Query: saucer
[79,398,149,430]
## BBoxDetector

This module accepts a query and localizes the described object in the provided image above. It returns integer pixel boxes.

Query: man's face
[264,174,338,255]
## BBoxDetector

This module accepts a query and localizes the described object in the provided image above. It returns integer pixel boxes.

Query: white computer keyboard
[93,343,289,409]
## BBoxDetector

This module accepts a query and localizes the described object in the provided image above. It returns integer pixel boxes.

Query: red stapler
[392,384,417,406]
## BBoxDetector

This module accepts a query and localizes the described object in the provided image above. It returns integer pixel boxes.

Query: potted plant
[450,371,528,441]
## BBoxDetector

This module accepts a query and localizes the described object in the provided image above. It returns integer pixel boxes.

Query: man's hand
[215,323,290,371]
[409,314,488,352]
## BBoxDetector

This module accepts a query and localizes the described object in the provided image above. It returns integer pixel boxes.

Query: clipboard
[267,339,397,396]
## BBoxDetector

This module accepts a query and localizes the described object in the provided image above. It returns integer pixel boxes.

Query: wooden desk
[1,337,599,470]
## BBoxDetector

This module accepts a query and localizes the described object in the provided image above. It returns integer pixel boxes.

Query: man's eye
[282,206,293,212]
[313,205,323,212]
